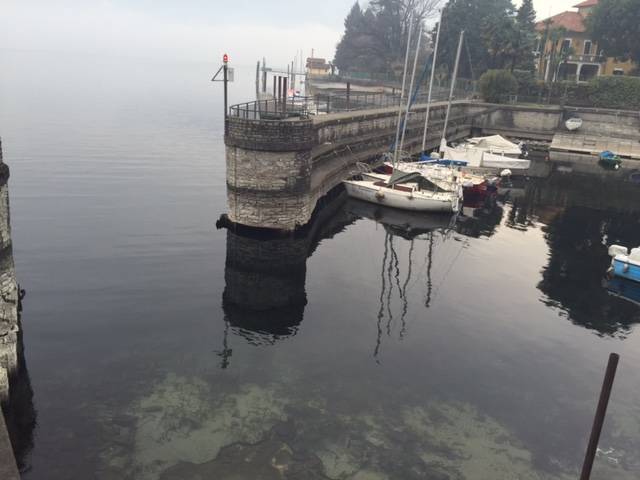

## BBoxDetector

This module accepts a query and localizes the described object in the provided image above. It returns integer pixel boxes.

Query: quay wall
[472,104,563,140]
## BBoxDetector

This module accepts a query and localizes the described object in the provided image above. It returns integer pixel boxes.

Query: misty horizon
[2,0,590,68]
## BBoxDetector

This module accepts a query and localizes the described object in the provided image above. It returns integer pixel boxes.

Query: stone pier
[0,138,20,478]
[225,100,489,230]
[0,140,19,403]
[224,99,640,231]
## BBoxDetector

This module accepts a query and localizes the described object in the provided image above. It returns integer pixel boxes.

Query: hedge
[516,76,640,110]
[587,76,640,109]
[479,70,518,103]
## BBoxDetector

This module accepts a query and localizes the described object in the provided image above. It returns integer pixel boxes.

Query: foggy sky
[1,0,586,67]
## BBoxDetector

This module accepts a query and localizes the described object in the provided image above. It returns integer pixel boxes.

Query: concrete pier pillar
[225,118,315,230]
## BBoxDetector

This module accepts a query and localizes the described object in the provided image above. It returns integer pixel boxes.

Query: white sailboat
[343,18,460,214]
[344,172,460,213]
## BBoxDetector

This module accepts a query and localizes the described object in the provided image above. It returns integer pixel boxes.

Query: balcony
[566,54,605,64]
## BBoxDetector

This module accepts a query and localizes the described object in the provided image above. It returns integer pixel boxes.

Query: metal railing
[566,54,605,63]
[228,85,477,121]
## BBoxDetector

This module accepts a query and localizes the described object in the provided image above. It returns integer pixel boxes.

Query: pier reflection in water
[211,175,640,479]
[220,193,468,365]
[219,191,357,365]
[203,174,640,479]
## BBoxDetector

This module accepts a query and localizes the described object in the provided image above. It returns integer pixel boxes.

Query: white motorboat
[565,117,583,131]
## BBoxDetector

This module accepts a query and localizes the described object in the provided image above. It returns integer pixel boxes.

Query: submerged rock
[101,373,581,480]
[105,374,288,480]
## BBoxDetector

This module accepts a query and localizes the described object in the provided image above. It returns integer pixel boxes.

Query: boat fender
[375,191,385,200]
[624,263,630,273]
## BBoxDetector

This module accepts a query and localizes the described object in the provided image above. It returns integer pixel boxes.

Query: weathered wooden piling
[579,353,620,480]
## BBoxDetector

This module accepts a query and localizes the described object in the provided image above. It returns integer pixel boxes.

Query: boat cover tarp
[443,146,483,167]
[443,147,530,170]
[481,152,531,170]
[388,170,422,186]
[466,135,522,155]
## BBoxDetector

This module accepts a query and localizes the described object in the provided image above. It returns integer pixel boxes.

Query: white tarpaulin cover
[443,146,483,167]
[481,152,531,169]
[443,146,530,170]
[466,135,522,155]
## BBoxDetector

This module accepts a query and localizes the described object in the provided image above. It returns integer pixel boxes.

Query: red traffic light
[223,54,229,64]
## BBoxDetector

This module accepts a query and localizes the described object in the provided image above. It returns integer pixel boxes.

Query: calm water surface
[2,51,640,480]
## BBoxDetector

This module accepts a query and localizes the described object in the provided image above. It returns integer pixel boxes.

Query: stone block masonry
[0,138,20,480]
[0,139,19,403]
[225,118,316,230]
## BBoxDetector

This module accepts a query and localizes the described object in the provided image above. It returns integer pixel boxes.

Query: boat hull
[606,277,640,306]
[565,118,583,131]
[343,181,458,213]
[612,257,640,283]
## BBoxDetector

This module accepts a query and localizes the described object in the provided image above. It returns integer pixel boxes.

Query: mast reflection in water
[344,199,459,361]
[218,189,511,367]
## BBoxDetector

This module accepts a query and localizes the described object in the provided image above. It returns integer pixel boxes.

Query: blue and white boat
[608,245,640,283]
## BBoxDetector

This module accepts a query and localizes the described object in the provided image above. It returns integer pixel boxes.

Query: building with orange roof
[534,0,636,82]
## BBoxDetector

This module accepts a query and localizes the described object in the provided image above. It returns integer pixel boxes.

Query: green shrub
[479,70,518,103]
[587,76,640,109]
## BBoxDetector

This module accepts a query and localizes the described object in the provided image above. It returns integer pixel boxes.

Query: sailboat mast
[441,30,464,154]
[421,11,443,153]
[392,17,414,167]
[399,23,423,157]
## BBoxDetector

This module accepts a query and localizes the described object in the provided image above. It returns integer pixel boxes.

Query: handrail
[228,86,476,121]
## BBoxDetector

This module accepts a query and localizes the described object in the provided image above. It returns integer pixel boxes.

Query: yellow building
[306,58,332,77]
[535,0,636,82]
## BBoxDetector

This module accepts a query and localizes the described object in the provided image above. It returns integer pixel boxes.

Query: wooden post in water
[579,353,620,480]
[262,58,267,93]
[282,77,288,114]
[255,61,260,100]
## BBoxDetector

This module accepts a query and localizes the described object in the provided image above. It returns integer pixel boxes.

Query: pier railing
[228,87,476,121]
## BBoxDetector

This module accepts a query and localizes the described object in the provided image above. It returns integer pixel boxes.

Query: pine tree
[436,0,515,79]
[334,2,365,73]
[334,0,438,75]
[515,0,537,71]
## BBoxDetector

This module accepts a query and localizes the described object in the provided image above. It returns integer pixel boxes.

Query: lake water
[2,51,640,480]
